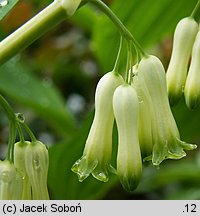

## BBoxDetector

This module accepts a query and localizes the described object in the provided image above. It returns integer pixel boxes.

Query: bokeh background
[0,0,200,199]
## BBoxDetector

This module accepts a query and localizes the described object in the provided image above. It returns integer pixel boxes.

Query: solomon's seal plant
[0,0,200,198]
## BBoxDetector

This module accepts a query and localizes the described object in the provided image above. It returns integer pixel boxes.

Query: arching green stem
[89,0,146,57]
[0,95,15,121]
[0,95,17,162]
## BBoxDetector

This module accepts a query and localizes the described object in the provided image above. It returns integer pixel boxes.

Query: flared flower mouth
[71,156,110,182]
[144,138,197,166]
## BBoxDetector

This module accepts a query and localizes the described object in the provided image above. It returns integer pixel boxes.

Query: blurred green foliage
[0,0,19,20]
[0,0,200,200]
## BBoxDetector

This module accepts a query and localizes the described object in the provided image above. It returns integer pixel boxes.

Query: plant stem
[21,123,37,142]
[125,42,133,85]
[0,95,15,121]
[113,36,124,73]
[0,95,16,162]
[0,1,67,65]
[89,0,146,57]
[191,0,200,19]
[128,43,133,84]
[6,122,17,162]
[17,123,25,142]
[125,44,130,84]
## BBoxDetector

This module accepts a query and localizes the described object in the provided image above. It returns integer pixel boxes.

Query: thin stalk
[21,123,37,142]
[191,0,200,19]
[125,44,131,84]
[113,36,124,73]
[17,124,25,142]
[89,0,146,57]
[6,122,17,162]
[128,43,133,84]
[0,95,15,121]
[0,1,67,65]
[0,95,17,162]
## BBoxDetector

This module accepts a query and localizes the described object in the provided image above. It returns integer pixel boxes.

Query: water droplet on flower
[78,173,89,182]
[0,0,8,8]
[16,113,25,123]
[1,171,10,182]
[71,159,81,173]
[33,159,40,170]
[92,171,108,182]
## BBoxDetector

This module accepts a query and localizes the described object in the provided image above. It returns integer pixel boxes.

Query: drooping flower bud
[72,72,124,182]
[0,160,22,200]
[132,65,153,158]
[166,17,198,105]
[14,141,31,200]
[113,84,142,192]
[25,141,49,200]
[184,30,200,109]
[138,55,197,166]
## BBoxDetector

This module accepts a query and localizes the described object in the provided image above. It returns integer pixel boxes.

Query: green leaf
[69,5,97,33]
[0,58,76,136]
[0,0,19,21]
[92,0,197,72]
[172,99,200,142]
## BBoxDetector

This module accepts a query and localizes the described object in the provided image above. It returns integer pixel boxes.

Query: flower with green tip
[14,141,31,200]
[166,17,198,105]
[113,84,142,192]
[0,160,22,200]
[185,30,200,109]
[25,141,49,200]
[138,55,197,166]
[72,71,124,182]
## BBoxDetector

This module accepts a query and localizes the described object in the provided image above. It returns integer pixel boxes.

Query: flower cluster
[167,16,200,109]
[0,141,49,200]
[72,54,197,192]
[70,1,200,193]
